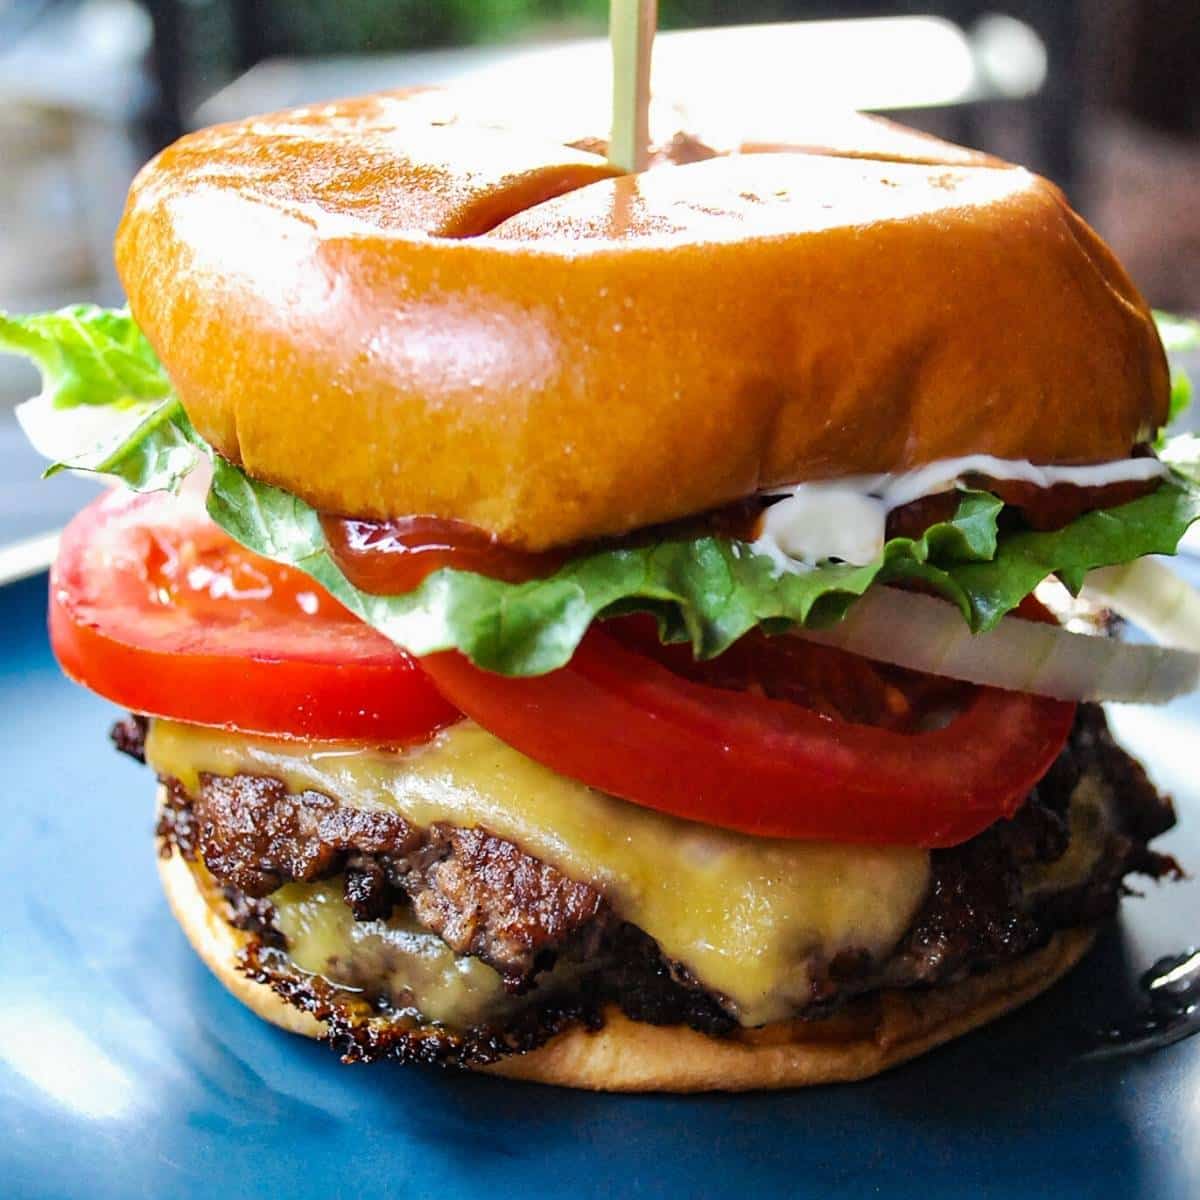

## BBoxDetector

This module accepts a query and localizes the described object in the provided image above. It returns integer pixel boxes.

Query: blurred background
[1,0,1198,535]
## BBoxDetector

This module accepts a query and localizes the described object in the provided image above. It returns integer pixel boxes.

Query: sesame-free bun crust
[159,841,1095,1092]
[117,89,1168,550]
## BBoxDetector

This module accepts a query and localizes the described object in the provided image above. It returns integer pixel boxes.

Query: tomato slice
[50,487,459,741]
[420,619,1076,848]
[56,487,1076,845]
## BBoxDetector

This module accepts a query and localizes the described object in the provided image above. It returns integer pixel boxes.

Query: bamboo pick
[608,0,657,172]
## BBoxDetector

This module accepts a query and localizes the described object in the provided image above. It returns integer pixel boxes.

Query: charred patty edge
[147,703,1177,1064]
[238,939,601,1068]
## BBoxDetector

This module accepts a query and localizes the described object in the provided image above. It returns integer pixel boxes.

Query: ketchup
[977,476,1156,530]
[321,499,766,595]
[321,515,565,594]
[321,476,1154,596]
[885,476,1156,540]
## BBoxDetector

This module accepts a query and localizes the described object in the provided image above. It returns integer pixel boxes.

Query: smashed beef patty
[123,705,1177,1065]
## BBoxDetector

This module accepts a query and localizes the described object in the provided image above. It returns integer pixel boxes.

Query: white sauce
[753,454,1167,571]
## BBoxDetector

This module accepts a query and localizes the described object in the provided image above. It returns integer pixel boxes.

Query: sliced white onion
[1082,557,1200,651]
[794,585,1200,705]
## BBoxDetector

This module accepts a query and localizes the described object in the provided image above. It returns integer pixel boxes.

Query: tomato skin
[56,488,1076,846]
[421,624,1077,848]
[50,488,459,741]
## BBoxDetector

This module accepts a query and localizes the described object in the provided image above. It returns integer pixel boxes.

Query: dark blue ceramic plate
[2,568,1198,1200]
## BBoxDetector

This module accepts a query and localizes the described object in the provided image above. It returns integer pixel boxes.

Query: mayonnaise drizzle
[753,454,1167,571]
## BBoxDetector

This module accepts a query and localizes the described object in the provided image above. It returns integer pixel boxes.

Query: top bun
[116,89,1168,550]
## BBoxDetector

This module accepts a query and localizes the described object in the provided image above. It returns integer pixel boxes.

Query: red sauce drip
[320,472,1155,596]
[886,475,1157,540]
[321,515,566,594]
[321,499,766,595]
[977,476,1156,530]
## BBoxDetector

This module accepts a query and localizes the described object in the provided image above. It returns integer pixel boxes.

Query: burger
[4,87,1198,1091]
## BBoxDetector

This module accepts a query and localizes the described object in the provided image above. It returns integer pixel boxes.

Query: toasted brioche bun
[116,89,1167,551]
[159,842,1095,1092]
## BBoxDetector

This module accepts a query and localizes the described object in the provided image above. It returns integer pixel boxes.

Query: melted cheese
[273,877,591,1028]
[272,879,515,1026]
[1022,772,1112,899]
[147,719,931,1025]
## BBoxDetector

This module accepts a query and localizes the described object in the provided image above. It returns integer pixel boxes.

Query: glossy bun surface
[117,90,1167,548]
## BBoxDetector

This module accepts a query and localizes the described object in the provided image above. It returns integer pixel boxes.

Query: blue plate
[2,568,1197,1200]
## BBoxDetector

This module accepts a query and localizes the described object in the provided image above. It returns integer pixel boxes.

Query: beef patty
[120,705,1178,1065]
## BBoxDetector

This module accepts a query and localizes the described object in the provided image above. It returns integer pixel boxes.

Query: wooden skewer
[608,0,657,172]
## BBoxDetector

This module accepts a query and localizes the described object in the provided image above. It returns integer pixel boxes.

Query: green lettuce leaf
[207,455,1012,673]
[1154,310,1200,354]
[949,479,1200,627]
[1154,309,1197,446]
[0,306,203,491]
[204,459,1200,673]
[1161,434,1200,485]
[6,305,1200,675]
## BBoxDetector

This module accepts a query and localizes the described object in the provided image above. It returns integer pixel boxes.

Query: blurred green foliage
[260,0,809,54]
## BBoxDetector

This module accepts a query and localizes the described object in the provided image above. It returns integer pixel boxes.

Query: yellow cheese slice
[147,718,931,1025]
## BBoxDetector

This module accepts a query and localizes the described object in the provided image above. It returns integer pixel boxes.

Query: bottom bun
[158,842,1095,1092]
